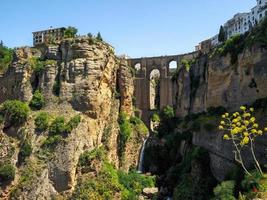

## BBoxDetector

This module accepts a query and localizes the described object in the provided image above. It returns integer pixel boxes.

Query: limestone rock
[142,187,158,198]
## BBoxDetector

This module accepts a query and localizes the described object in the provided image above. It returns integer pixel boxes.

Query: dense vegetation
[73,147,155,200]
[212,17,267,64]
[64,26,78,38]
[41,115,81,151]
[118,113,148,160]
[0,164,16,183]
[0,100,30,126]
[143,106,218,199]
[0,44,13,73]
[29,90,45,110]
[34,112,50,131]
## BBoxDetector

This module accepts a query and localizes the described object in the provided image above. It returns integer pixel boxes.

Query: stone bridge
[127,52,198,128]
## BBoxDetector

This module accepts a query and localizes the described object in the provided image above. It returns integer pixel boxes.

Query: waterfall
[138,138,148,173]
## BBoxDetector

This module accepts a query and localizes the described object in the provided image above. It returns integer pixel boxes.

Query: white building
[224,13,250,38]
[201,0,267,48]
[224,0,267,39]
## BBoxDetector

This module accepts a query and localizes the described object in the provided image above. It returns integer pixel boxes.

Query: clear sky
[0,0,256,58]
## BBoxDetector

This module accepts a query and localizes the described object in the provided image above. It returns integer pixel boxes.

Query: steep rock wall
[173,45,267,180]
[174,46,267,116]
[0,38,142,199]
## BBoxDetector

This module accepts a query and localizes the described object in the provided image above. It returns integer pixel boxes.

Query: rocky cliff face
[0,37,144,199]
[174,45,267,116]
[172,45,267,180]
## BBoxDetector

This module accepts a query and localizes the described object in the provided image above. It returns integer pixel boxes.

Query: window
[260,13,263,19]
[259,0,262,4]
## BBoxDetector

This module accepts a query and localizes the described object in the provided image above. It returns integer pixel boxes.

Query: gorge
[0,18,267,200]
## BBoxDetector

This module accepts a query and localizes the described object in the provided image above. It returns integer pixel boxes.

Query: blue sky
[0,0,255,57]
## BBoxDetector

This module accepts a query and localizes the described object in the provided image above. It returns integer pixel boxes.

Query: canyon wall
[172,45,267,180]
[0,38,144,199]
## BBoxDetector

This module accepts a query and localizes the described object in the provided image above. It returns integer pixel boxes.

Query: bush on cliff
[29,90,45,110]
[212,181,236,200]
[49,116,66,135]
[118,112,132,158]
[0,100,30,126]
[65,115,81,134]
[18,139,32,164]
[130,116,149,136]
[212,17,267,64]
[28,57,46,74]
[0,164,15,183]
[73,160,155,200]
[78,147,106,168]
[64,26,78,38]
[35,112,50,131]
[0,45,13,73]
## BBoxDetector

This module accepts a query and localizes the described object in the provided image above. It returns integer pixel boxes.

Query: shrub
[161,106,175,120]
[42,135,63,149]
[213,181,236,200]
[29,90,45,110]
[151,113,160,122]
[28,57,45,74]
[18,140,32,163]
[118,170,155,196]
[65,115,81,134]
[78,147,106,167]
[0,164,15,182]
[118,112,133,158]
[35,112,50,131]
[63,26,78,38]
[49,116,66,135]
[0,45,13,73]
[96,32,103,42]
[241,171,263,192]
[0,100,30,125]
[72,161,155,200]
[129,116,149,136]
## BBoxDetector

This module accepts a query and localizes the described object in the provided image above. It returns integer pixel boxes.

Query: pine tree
[218,26,226,43]
[96,32,103,42]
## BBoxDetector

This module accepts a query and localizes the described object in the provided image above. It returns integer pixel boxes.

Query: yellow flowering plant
[219,106,266,176]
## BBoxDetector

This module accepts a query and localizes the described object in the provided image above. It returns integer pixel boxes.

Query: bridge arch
[127,52,199,128]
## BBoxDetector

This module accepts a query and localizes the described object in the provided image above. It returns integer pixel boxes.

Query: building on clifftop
[32,27,65,46]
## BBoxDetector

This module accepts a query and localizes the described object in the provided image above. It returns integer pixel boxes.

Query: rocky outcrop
[0,37,144,199]
[118,59,134,115]
[172,45,267,181]
[174,45,267,116]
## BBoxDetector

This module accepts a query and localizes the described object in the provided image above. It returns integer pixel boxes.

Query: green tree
[0,164,15,182]
[35,112,50,131]
[49,116,66,135]
[0,45,13,72]
[213,181,236,200]
[29,90,45,110]
[218,25,226,43]
[0,100,30,126]
[87,33,93,38]
[96,32,103,41]
[64,26,78,38]
[161,106,175,120]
